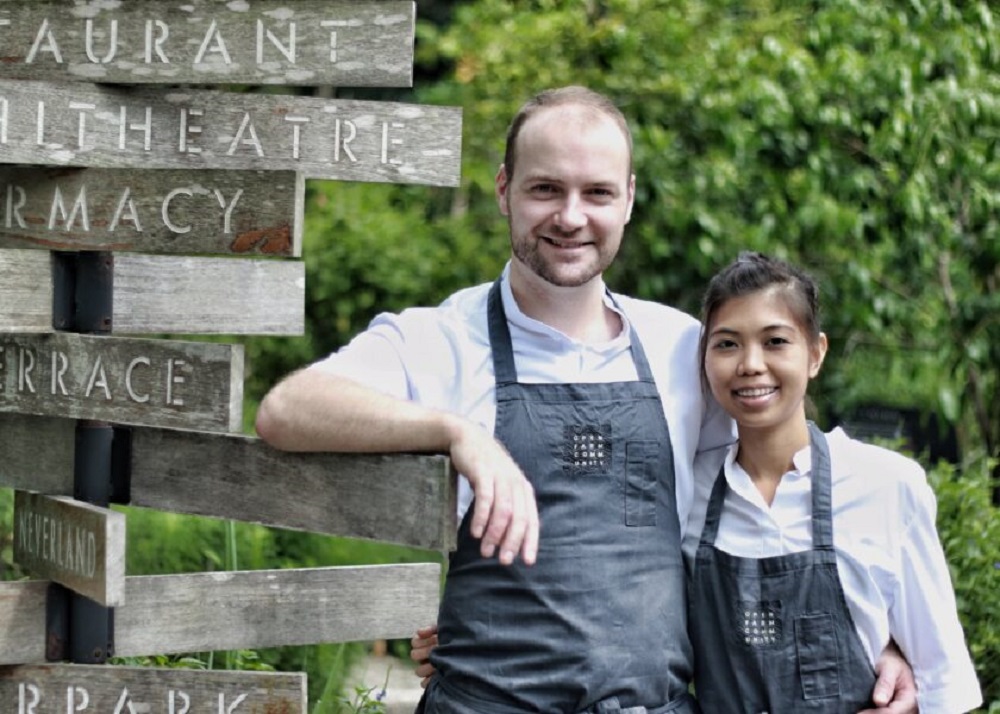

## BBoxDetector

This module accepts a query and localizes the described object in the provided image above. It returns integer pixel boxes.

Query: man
[256,87,915,713]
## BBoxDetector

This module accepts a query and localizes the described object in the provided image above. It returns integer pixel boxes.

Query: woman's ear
[809,332,829,379]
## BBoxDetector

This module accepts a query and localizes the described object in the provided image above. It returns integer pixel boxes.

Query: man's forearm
[255,369,458,454]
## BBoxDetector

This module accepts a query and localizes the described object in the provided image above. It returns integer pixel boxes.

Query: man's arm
[858,642,917,714]
[255,369,539,565]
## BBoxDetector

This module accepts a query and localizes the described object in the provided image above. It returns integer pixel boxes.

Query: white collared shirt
[312,262,734,524]
[685,428,983,714]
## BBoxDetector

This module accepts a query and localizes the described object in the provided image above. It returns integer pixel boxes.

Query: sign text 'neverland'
[13,492,125,606]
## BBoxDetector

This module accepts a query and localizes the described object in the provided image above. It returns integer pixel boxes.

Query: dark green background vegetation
[2,1,997,711]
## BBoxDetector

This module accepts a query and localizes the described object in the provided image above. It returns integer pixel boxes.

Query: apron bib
[422,280,695,714]
[687,423,876,713]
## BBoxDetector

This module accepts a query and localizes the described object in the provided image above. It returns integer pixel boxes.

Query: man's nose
[554,194,586,230]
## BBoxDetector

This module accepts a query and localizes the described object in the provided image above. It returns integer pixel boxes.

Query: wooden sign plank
[0,248,305,335]
[0,664,306,714]
[0,564,441,663]
[128,427,457,551]
[112,253,305,335]
[0,248,50,331]
[0,79,462,186]
[13,492,125,606]
[0,0,414,88]
[0,168,304,256]
[0,413,74,494]
[0,332,243,432]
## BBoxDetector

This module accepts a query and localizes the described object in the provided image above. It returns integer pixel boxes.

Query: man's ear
[495,164,510,216]
[625,173,636,224]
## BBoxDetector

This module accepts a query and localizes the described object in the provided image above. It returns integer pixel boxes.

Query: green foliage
[928,453,1000,711]
[121,505,439,706]
[407,0,1000,458]
[313,645,388,714]
[0,488,20,582]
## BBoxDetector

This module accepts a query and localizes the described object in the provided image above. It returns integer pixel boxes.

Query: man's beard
[510,232,616,288]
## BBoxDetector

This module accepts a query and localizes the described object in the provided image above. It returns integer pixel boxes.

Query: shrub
[928,453,1000,711]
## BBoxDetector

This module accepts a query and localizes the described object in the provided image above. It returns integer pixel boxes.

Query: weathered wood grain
[0,580,48,664]
[0,79,462,186]
[0,332,244,432]
[0,249,305,335]
[0,248,51,330]
[0,168,304,256]
[0,414,74,494]
[0,0,414,88]
[128,426,457,551]
[0,663,306,714]
[0,564,441,663]
[112,253,305,335]
[13,492,125,606]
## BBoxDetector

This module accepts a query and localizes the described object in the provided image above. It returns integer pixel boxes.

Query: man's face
[496,105,635,289]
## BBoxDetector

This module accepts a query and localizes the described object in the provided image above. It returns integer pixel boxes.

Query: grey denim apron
[687,423,876,713]
[420,280,695,714]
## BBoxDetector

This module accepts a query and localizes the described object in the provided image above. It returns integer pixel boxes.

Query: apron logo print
[564,424,612,471]
[738,600,782,647]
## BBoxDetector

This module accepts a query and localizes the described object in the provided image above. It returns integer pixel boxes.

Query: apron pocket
[625,440,657,526]
[794,613,841,700]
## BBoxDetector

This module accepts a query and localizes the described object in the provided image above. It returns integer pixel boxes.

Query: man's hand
[447,421,539,566]
[858,641,918,713]
[410,624,439,688]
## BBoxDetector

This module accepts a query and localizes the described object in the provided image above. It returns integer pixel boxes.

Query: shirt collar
[724,438,814,498]
[499,262,632,351]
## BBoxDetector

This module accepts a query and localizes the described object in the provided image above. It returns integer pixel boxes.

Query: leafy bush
[927,454,1000,711]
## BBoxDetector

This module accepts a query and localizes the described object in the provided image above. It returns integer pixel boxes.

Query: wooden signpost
[0,79,462,185]
[0,0,458,708]
[0,167,304,255]
[0,0,416,87]
[0,248,306,335]
[1,663,307,714]
[13,492,125,607]
[0,332,244,431]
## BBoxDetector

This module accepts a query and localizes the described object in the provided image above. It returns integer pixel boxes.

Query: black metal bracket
[44,584,114,664]
[44,583,70,662]
[111,426,133,505]
[70,596,115,664]
[74,421,113,507]
[50,251,114,333]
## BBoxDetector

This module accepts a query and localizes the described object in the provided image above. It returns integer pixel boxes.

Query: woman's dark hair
[698,252,822,386]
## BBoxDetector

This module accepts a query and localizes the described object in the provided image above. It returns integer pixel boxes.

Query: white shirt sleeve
[309,312,429,402]
[890,470,983,713]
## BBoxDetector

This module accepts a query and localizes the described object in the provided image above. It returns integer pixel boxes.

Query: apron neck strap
[807,422,834,550]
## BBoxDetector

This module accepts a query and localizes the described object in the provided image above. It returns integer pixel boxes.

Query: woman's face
[703,287,827,441]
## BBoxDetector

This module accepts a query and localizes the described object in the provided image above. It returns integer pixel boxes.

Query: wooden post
[0,0,458,701]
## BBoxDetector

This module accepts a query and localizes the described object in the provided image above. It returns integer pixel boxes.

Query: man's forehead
[522,103,624,135]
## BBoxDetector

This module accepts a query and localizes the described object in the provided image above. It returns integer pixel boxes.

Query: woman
[684,252,980,712]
